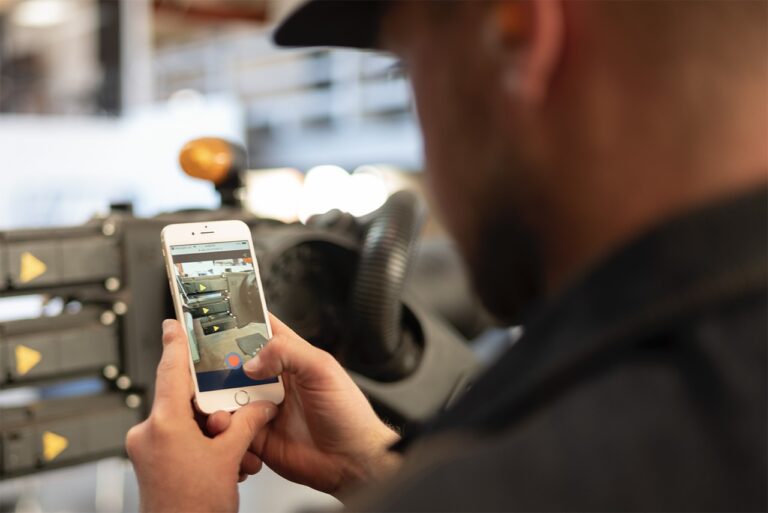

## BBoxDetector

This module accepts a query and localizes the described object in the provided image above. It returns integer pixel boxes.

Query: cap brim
[273,0,387,50]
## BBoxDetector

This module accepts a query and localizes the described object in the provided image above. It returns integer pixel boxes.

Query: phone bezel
[161,220,284,413]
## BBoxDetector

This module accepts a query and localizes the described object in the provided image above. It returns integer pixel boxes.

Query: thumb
[243,314,338,385]
[220,401,277,453]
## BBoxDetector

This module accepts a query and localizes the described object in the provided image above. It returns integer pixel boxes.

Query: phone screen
[169,240,278,392]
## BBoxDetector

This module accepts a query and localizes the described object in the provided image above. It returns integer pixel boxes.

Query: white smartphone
[161,220,284,413]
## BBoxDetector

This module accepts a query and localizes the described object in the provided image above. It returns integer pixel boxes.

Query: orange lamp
[178,137,234,185]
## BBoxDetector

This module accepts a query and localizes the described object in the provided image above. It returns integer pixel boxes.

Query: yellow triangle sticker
[198,284,207,292]
[20,252,47,283]
[202,307,210,314]
[42,431,68,462]
[15,345,42,376]
[213,325,220,332]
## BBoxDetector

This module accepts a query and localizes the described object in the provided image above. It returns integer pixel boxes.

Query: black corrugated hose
[350,189,425,381]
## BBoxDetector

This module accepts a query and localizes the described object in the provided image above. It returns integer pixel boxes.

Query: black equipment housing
[0,195,481,479]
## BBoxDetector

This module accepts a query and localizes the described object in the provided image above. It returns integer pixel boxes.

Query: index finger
[152,319,194,418]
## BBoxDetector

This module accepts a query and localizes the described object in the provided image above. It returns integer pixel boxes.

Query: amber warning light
[178,137,235,185]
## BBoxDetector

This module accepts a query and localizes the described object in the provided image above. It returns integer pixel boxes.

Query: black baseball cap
[273,0,388,49]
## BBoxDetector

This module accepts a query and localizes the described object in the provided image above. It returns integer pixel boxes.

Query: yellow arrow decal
[20,252,47,283]
[42,431,69,461]
[15,345,42,375]
[198,284,207,292]
[213,325,220,332]
[202,307,210,314]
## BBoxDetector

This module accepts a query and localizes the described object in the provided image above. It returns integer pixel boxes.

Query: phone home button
[234,390,250,406]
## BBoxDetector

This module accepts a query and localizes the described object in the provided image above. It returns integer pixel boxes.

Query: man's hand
[207,314,402,499]
[126,320,277,513]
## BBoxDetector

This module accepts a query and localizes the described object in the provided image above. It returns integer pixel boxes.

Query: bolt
[103,364,119,380]
[125,394,142,409]
[100,311,117,326]
[105,277,121,291]
[113,301,128,315]
[116,375,132,390]
[102,221,117,237]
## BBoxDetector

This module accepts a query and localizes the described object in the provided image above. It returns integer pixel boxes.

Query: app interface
[170,240,277,392]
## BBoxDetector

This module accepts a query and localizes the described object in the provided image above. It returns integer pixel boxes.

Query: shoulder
[354,295,767,511]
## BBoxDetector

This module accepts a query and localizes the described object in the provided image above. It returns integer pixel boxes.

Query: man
[127,0,767,511]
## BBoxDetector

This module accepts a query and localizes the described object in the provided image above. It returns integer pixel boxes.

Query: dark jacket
[356,187,767,512]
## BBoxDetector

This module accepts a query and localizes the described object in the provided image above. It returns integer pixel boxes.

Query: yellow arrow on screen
[42,431,69,461]
[202,307,210,314]
[20,252,47,283]
[15,345,42,375]
[198,284,207,292]
[213,325,220,332]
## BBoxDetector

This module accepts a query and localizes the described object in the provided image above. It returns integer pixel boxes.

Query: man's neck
[540,144,768,296]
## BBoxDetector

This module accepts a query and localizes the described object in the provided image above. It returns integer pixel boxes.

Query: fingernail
[162,319,174,333]
[244,355,261,373]
[265,405,277,421]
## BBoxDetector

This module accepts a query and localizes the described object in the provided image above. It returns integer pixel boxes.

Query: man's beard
[458,172,545,325]
[466,215,543,324]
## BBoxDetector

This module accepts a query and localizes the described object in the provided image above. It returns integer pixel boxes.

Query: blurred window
[0,0,121,115]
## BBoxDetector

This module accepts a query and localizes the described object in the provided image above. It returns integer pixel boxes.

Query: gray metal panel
[181,276,229,295]
[1,430,36,473]
[0,238,7,291]
[59,237,120,283]
[34,417,84,466]
[190,300,229,317]
[6,333,58,379]
[0,339,6,384]
[1,394,141,477]
[7,241,60,287]
[6,325,119,381]
[58,326,119,373]
[84,408,137,454]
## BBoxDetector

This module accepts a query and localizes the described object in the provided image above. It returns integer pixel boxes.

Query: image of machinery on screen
[170,241,269,377]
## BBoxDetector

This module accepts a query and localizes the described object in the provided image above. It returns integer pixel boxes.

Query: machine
[0,139,488,480]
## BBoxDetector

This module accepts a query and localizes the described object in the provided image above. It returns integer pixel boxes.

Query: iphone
[161,220,284,413]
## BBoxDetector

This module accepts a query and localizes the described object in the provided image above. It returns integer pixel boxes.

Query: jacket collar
[396,185,768,450]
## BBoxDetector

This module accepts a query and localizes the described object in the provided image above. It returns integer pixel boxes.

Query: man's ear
[488,0,564,105]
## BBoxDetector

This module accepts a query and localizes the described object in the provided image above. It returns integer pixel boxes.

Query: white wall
[0,95,244,229]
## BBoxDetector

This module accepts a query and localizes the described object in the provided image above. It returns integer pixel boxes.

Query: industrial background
[0,1,509,512]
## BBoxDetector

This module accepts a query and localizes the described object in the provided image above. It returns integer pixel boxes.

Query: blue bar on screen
[196,367,278,392]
